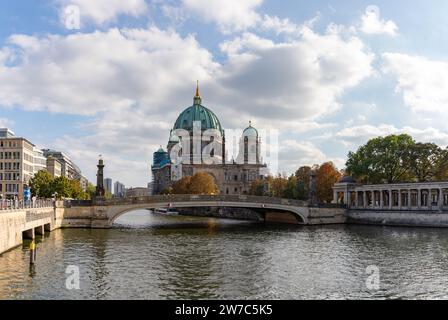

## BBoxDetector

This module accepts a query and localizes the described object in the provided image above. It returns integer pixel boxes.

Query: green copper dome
[243,121,258,137]
[173,84,224,134]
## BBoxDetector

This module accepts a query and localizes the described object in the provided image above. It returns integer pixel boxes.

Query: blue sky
[1,0,448,186]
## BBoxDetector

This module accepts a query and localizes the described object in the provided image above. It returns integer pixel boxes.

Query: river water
[1,210,448,300]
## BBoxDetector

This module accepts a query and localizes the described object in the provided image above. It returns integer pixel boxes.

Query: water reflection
[1,210,448,299]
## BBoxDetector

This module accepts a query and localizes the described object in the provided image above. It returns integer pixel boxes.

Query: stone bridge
[61,195,346,228]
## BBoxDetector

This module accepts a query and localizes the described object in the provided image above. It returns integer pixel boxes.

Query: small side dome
[156,146,166,153]
[339,176,356,183]
[243,121,258,137]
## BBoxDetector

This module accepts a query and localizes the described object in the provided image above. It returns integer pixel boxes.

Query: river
[1,210,448,300]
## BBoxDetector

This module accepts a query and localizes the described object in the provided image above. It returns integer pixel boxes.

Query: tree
[316,162,341,203]
[283,175,298,199]
[250,179,265,196]
[69,179,84,199]
[189,172,219,195]
[409,143,443,182]
[85,183,96,200]
[172,176,192,194]
[435,148,448,181]
[346,134,415,183]
[51,176,73,199]
[295,166,311,200]
[160,187,173,195]
[270,174,288,198]
[29,170,54,198]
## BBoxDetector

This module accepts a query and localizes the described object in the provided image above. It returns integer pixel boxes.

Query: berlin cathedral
[151,84,268,195]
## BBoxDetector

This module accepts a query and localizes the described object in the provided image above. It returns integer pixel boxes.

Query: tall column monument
[96,157,105,198]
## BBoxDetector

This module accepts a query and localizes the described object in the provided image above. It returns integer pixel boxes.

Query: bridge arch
[101,195,309,226]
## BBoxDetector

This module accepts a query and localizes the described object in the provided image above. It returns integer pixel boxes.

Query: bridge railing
[0,199,54,211]
[64,195,309,207]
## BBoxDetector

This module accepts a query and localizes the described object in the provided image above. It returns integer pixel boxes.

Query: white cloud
[382,53,448,115]
[0,27,218,116]
[216,28,374,121]
[57,0,148,26]
[336,124,448,147]
[360,6,398,36]
[260,15,301,35]
[180,0,263,33]
[277,140,327,173]
[0,118,14,128]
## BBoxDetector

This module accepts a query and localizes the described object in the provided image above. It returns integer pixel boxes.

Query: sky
[1,0,448,187]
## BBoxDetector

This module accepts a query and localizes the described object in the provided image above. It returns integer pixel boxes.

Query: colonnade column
[398,191,402,210]
[417,189,422,209]
[389,190,393,209]
[408,189,412,209]
[438,188,443,208]
[379,190,384,209]
[363,191,367,209]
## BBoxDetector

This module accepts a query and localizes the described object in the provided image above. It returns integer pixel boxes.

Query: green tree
[346,134,415,183]
[29,170,54,198]
[69,179,84,199]
[409,142,443,182]
[295,166,311,200]
[435,148,448,181]
[85,183,96,200]
[283,175,298,199]
[51,176,73,199]
[250,179,265,196]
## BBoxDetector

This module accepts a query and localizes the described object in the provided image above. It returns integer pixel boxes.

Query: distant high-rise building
[114,181,125,197]
[104,178,112,194]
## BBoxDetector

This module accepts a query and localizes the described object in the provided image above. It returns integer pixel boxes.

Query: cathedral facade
[151,85,268,195]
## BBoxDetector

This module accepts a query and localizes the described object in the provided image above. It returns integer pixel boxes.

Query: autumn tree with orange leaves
[316,162,342,203]
[172,172,219,195]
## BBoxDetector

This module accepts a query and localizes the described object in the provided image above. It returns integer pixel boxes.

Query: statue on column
[95,156,105,198]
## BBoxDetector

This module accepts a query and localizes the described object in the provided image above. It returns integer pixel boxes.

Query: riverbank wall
[347,210,448,228]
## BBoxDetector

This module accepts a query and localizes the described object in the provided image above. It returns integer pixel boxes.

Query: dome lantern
[193,80,202,105]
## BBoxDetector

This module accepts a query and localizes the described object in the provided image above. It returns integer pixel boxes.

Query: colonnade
[333,182,448,210]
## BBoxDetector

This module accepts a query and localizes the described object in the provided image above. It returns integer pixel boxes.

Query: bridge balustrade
[64,195,309,208]
[0,199,54,211]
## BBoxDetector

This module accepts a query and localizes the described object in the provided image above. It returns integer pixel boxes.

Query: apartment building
[0,129,35,199]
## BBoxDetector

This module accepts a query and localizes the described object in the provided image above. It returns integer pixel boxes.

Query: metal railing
[0,199,54,211]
